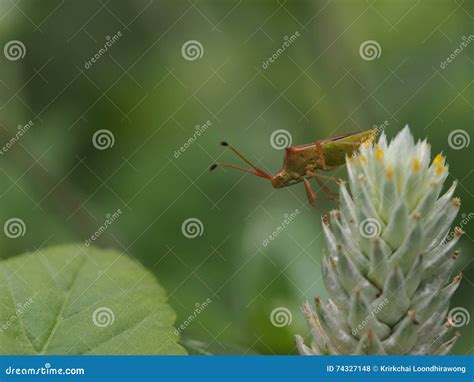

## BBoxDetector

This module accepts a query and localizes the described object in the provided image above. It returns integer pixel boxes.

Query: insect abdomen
[323,143,359,167]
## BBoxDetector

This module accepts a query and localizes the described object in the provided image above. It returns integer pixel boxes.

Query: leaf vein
[38,254,87,354]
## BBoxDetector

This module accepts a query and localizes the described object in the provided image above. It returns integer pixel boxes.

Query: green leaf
[0,244,186,355]
[180,336,260,355]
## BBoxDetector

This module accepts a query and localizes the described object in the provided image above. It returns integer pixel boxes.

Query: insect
[210,129,376,205]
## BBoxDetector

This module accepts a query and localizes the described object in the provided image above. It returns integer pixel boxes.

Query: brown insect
[210,129,376,205]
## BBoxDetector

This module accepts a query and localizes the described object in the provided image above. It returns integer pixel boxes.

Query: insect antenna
[209,163,268,178]
[210,142,272,180]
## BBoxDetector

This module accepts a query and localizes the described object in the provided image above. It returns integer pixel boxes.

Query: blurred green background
[0,0,472,354]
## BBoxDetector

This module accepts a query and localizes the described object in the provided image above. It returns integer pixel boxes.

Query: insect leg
[309,172,337,196]
[303,177,317,205]
[314,141,328,170]
[302,179,329,211]
[302,175,337,209]
[306,169,339,197]
[307,169,342,185]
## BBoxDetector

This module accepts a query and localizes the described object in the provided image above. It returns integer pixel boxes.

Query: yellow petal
[412,159,420,173]
[375,148,384,161]
[433,154,444,165]
[435,164,445,176]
